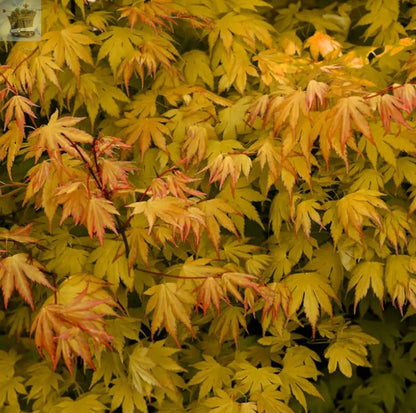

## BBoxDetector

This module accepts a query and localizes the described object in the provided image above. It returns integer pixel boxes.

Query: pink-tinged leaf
[0,223,39,244]
[2,95,37,134]
[0,254,54,310]
[328,96,373,151]
[86,197,119,244]
[31,285,116,374]
[27,110,93,162]
[377,94,412,132]
[305,80,329,110]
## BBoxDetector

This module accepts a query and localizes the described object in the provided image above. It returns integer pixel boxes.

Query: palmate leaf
[278,346,323,410]
[109,376,147,413]
[233,359,281,395]
[305,31,342,60]
[31,274,120,374]
[97,26,142,74]
[217,42,259,94]
[335,190,389,242]
[118,0,178,31]
[306,80,329,110]
[197,198,240,255]
[293,198,323,239]
[384,255,414,313]
[204,389,241,413]
[0,122,24,180]
[31,283,117,374]
[252,386,295,413]
[284,272,340,335]
[376,94,411,132]
[128,196,204,235]
[0,254,54,310]
[26,362,62,403]
[144,283,196,346]
[41,24,95,79]
[85,197,120,245]
[189,355,233,399]
[26,110,93,161]
[204,153,252,195]
[2,95,37,134]
[209,305,248,346]
[327,96,374,159]
[324,325,379,377]
[208,12,273,53]
[347,261,385,311]
[118,116,170,159]
[0,224,39,245]
[116,31,179,90]
[55,183,120,245]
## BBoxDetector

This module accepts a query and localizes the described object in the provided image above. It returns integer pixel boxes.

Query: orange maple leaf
[260,282,291,322]
[2,95,37,135]
[0,254,54,310]
[0,223,39,245]
[27,110,93,161]
[305,31,342,60]
[118,0,177,32]
[31,286,115,374]
[376,94,412,132]
[85,197,120,244]
[99,158,135,190]
[203,153,252,195]
[195,277,224,315]
[328,96,374,153]
[305,80,329,110]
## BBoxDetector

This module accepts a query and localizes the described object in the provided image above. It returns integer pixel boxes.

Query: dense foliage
[2,0,416,411]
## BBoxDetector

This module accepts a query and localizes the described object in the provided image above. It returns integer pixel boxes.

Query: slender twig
[12,46,39,74]
[137,267,222,280]
[139,167,177,202]
[364,80,416,100]
[0,70,17,95]
[115,215,130,256]
[62,134,131,257]
[62,134,102,190]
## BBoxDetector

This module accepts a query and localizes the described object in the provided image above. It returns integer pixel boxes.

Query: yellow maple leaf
[336,190,389,242]
[324,324,379,377]
[0,224,39,245]
[284,272,340,335]
[41,24,95,79]
[197,198,240,255]
[145,283,195,346]
[347,261,384,311]
[118,116,170,159]
[293,199,323,239]
[0,122,24,180]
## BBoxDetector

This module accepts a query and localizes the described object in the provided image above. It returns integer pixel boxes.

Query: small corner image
[0,0,41,41]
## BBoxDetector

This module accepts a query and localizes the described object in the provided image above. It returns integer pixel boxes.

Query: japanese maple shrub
[1,0,416,411]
